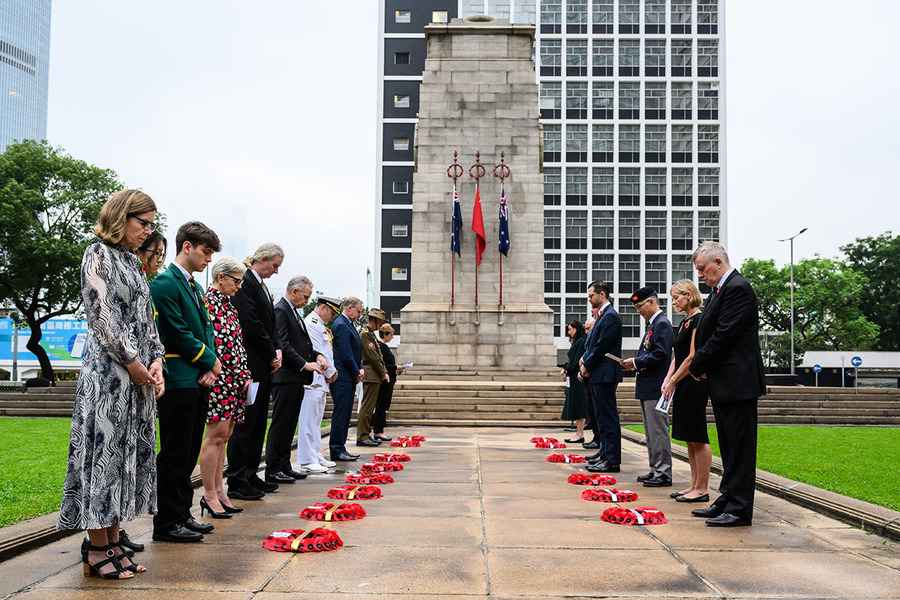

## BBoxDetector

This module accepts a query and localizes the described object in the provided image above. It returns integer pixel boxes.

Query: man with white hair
[688,241,766,527]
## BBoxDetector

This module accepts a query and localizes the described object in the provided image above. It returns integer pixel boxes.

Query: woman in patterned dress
[58,190,165,580]
[198,257,252,516]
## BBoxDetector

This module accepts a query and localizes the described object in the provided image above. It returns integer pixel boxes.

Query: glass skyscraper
[0,0,51,152]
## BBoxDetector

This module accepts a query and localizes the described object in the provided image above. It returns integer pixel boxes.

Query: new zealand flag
[450,188,462,256]
[498,187,510,256]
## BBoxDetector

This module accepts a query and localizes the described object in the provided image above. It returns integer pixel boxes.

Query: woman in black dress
[561,320,589,443]
[372,323,402,441]
[661,280,711,503]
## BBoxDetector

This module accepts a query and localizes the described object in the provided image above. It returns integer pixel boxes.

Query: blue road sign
[813,364,822,374]
[850,356,863,368]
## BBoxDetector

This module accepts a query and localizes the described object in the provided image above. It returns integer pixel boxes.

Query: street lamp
[778,228,808,376]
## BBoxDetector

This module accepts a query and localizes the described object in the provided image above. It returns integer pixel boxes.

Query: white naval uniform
[296,310,337,466]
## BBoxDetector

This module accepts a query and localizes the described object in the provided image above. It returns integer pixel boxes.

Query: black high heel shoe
[80,540,131,579]
[222,502,243,514]
[200,496,233,519]
[564,437,585,444]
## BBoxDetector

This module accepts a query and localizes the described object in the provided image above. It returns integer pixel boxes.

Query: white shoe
[318,455,336,468]
[302,463,329,474]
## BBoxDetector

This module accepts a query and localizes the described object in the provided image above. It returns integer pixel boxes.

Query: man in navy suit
[328,296,364,461]
[622,287,674,487]
[579,280,624,473]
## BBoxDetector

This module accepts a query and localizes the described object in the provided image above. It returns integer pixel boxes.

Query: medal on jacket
[643,329,653,350]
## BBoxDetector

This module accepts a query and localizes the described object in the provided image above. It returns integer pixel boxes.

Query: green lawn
[625,424,900,511]
[0,417,331,528]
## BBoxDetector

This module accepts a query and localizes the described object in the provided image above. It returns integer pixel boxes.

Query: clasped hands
[126,358,165,397]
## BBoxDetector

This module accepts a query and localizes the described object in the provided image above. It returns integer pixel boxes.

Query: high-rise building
[0,0,51,152]
[375,0,725,349]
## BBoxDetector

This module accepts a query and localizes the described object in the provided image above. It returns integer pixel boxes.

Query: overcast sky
[47,1,900,299]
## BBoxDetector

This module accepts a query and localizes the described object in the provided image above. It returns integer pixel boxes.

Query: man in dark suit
[622,287,674,487]
[579,280,624,473]
[151,221,221,542]
[226,244,284,500]
[264,276,324,484]
[688,241,766,527]
[328,296,364,461]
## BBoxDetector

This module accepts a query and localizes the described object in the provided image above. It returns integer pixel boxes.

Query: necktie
[713,286,719,295]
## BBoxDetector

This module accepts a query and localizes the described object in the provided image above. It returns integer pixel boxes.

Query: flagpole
[447,151,463,308]
[493,152,511,308]
[469,151,486,309]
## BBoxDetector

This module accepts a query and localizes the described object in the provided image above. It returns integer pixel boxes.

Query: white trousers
[297,387,326,465]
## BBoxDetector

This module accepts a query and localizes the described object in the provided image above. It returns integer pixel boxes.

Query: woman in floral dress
[198,257,252,515]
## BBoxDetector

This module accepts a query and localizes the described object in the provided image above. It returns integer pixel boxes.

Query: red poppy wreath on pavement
[600,506,667,526]
[327,485,382,500]
[534,439,567,449]
[262,528,343,553]
[530,436,558,443]
[581,488,639,503]
[373,452,411,462]
[361,462,404,474]
[391,435,425,447]
[546,453,586,463]
[346,473,394,485]
[300,502,366,522]
[567,473,618,486]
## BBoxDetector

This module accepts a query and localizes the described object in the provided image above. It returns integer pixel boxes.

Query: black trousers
[328,373,355,455]
[265,383,303,475]
[711,398,758,521]
[588,381,621,465]
[226,377,272,487]
[372,381,394,434]
[154,387,207,530]
[584,382,601,442]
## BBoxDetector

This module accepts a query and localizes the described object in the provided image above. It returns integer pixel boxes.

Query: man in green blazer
[150,221,222,543]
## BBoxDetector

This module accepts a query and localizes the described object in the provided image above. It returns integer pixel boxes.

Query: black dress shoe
[705,513,752,527]
[265,472,296,484]
[564,437,585,444]
[586,462,620,473]
[356,438,380,447]
[183,517,214,534]
[582,440,600,449]
[586,451,605,462]
[118,529,144,552]
[675,493,710,503]
[670,491,685,499]
[642,476,673,487]
[636,472,654,482]
[249,475,279,493]
[284,469,308,480]
[691,506,724,519]
[331,451,359,461]
[153,524,203,543]
[374,434,393,442]
[228,485,264,501]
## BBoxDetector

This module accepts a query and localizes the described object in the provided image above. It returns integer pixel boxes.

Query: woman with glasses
[58,190,164,580]
[198,257,252,517]
[136,231,167,279]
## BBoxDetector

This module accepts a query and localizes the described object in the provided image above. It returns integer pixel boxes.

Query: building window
[592,167,614,206]
[646,254,667,292]
[672,254,693,286]
[671,39,692,76]
[566,211,588,250]
[671,0,692,34]
[395,10,411,24]
[698,82,719,120]
[645,125,666,163]
[591,253,614,284]
[619,211,641,250]
[619,40,640,77]
[592,82,613,119]
[619,0,639,34]
[394,52,410,65]
[566,0,588,33]
[543,124,561,163]
[390,311,401,325]
[432,10,449,24]
[698,0,718,34]
[698,40,719,77]
[672,125,692,163]
[545,254,561,293]
[672,167,693,206]
[699,211,720,243]
[392,181,409,195]
[619,302,641,337]
[544,210,561,249]
[645,39,666,77]
[592,0,613,34]
[592,39,613,77]
[618,82,640,120]
[619,167,640,206]
[391,224,409,238]
[646,211,667,249]
[672,211,694,250]
[540,81,562,119]
[671,82,692,120]
[645,82,666,120]
[391,267,408,281]
[619,255,641,295]
[591,210,614,249]
[566,167,588,205]
[618,125,640,163]
[699,167,719,206]
[698,125,719,163]
[547,297,561,336]
[645,168,666,207]
[393,137,410,151]
[544,167,562,206]
[566,125,588,163]
[393,95,410,109]
[645,0,666,34]
[540,0,562,34]
[566,298,588,324]
[566,253,588,292]
[566,39,588,76]
[592,125,613,163]
[566,81,588,119]
[540,39,562,76]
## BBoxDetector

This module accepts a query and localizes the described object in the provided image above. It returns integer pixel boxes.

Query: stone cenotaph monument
[399,16,556,369]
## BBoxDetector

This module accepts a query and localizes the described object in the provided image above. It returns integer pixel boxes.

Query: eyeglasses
[128,214,157,232]
[225,275,243,286]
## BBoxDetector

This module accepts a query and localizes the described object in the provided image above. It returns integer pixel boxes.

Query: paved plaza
[2,426,899,599]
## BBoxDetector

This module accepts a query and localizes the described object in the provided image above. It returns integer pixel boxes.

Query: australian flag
[498,187,510,256]
[450,188,462,256]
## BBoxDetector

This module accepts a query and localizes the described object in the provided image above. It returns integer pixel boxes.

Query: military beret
[316,295,342,313]
[630,287,658,304]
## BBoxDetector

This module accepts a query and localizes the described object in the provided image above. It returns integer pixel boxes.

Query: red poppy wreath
[581,488,639,503]
[530,436,559,443]
[546,453,587,463]
[373,452,412,463]
[262,528,344,553]
[346,472,394,485]
[327,485,382,500]
[391,435,424,447]
[534,439,567,449]
[361,462,404,474]
[567,473,618,486]
[600,506,667,526]
[299,502,366,521]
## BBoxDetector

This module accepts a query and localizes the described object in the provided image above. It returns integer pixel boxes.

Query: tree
[841,232,900,350]
[0,141,121,383]
[741,257,880,368]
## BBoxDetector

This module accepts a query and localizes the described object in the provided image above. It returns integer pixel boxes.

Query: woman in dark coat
[561,320,589,443]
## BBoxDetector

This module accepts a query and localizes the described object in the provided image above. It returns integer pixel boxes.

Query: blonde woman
[661,280,711,503]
